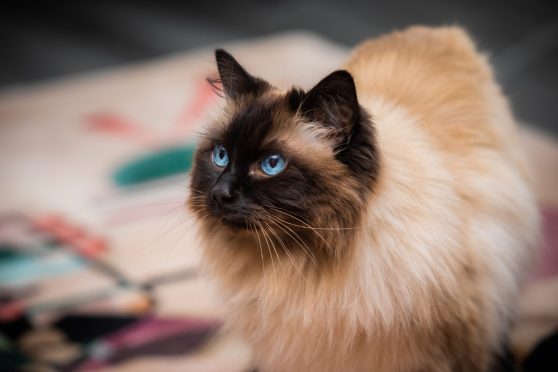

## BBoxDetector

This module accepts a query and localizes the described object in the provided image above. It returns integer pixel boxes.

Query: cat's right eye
[212,144,229,168]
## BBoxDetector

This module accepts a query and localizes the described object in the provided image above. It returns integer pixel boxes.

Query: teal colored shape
[113,144,195,187]
[0,252,85,285]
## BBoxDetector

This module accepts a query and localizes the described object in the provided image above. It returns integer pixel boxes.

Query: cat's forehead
[223,97,284,147]
[210,96,293,143]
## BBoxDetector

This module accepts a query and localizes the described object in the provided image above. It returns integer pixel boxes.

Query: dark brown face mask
[188,49,378,257]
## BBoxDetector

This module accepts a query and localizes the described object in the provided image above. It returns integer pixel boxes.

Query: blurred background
[1,1,558,371]
[2,0,558,133]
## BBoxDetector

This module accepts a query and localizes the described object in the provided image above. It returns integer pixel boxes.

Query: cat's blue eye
[212,144,229,168]
[260,154,286,176]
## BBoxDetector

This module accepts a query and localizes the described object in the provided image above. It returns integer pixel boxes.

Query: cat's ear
[214,49,269,99]
[300,70,359,141]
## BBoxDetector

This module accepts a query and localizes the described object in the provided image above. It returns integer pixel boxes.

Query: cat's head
[189,49,379,264]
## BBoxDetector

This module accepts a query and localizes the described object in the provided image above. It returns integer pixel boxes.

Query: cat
[188,26,540,371]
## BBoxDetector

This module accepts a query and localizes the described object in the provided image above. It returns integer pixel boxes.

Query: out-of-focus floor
[1,0,558,134]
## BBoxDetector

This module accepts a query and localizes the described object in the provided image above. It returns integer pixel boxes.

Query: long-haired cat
[188,26,539,371]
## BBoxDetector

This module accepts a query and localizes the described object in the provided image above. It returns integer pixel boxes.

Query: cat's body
[189,26,539,371]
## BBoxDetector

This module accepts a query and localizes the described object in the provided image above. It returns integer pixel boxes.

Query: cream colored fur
[195,26,540,371]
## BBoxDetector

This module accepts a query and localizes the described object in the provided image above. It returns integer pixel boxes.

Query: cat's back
[345,25,490,108]
[346,26,538,261]
[343,27,539,370]
[345,26,522,162]
[346,25,535,214]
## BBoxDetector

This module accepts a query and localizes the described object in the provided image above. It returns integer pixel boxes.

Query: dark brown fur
[189,50,379,265]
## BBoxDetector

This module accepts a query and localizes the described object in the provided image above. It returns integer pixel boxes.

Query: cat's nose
[211,182,234,208]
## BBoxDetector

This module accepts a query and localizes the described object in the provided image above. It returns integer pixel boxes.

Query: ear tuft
[286,87,305,112]
[214,49,269,99]
[300,70,359,143]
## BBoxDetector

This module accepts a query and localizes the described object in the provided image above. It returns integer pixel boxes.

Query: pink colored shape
[85,113,158,146]
[534,207,558,280]
[104,317,220,349]
[0,300,24,321]
[32,215,107,258]
[73,236,107,258]
[85,78,219,147]
[33,214,65,231]
[170,79,218,139]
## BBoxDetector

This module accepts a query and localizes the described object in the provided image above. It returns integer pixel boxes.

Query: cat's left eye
[260,154,286,176]
[212,144,229,168]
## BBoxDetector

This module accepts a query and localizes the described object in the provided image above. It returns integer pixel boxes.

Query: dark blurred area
[1,0,558,134]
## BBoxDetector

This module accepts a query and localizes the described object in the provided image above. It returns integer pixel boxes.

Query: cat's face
[189,50,378,259]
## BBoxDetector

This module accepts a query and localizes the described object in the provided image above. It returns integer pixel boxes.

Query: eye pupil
[219,149,225,159]
[269,157,278,168]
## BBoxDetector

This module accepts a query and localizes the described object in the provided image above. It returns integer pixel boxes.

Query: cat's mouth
[209,205,251,229]
[220,214,249,229]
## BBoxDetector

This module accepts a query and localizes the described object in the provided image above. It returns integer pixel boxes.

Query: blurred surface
[1,0,558,134]
[0,33,347,371]
[1,3,558,370]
